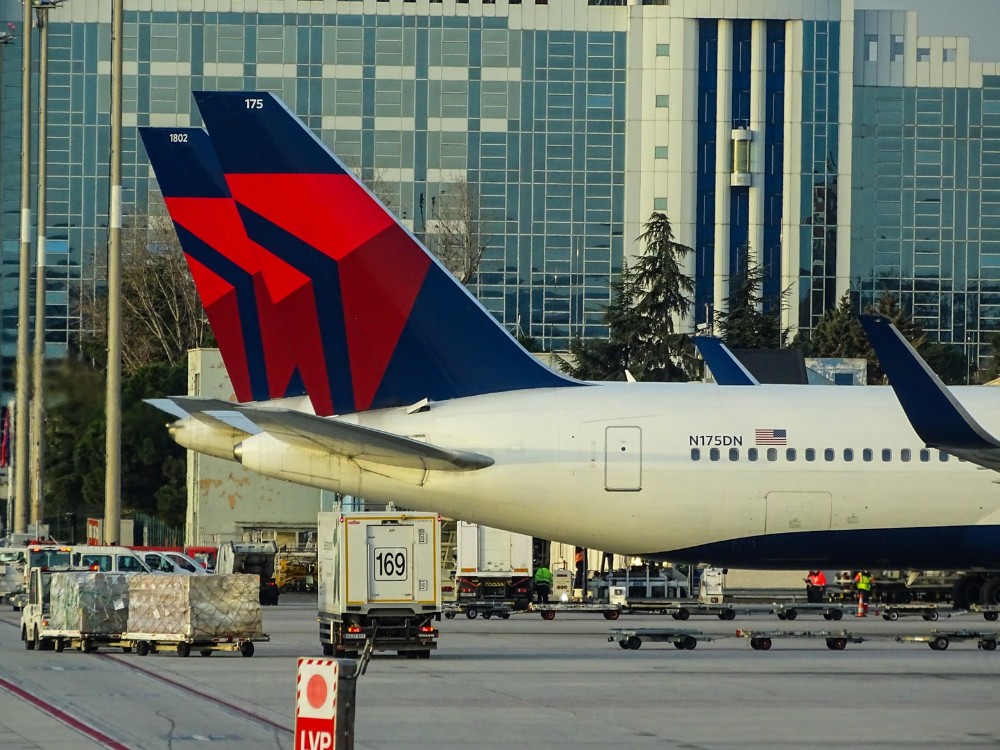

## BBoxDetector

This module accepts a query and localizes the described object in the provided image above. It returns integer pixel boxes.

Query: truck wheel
[322,643,335,657]
[681,636,697,650]
[240,642,255,657]
[618,641,630,650]
[922,610,939,621]
[829,608,843,621]
[826,638,847,651]
[500,612,511,620]
[749,637,761,650]
[82,639,94,654]
[200,649,213,657]
[121,646,132,654]
[783,609,797,621]
[626,636,641,650]
[884,611,899,621]
[177,642,191,658]
[136,641,150,657]
[444,611,456,620]
[673,609,690,621]
[466,607,478,620]
[23,627,34,651]
[482,612,492,620]
[930,636,949,651]
[603,610,620,621]
[986,611,999,622]
[723,609,736,621]
[980,639,997,651]
[416,650,431,659]
[776,612,787,621]
[541,610,556,621]
[55,638,65,653]
[33,626,42,652]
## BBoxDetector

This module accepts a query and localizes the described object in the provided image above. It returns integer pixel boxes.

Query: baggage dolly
[443,601,514,620]
[627,600,739,621]
[879,603,942,621]
[971,605,1000,622]
[773,603,846,621]
[894,629,999,651]
[736,628,864,651]
[532,603,622,620]
[123,632,269,657]
[607,628,710,651]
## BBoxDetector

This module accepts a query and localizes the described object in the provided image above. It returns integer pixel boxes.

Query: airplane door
[764,492,832,534]
[605,426,641,491]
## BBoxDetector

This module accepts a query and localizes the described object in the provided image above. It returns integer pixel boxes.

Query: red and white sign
[295,658,338,750]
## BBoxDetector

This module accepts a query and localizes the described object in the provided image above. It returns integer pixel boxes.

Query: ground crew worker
[805,570,827,603]
[854,570,874,616]
[533,564,553,604]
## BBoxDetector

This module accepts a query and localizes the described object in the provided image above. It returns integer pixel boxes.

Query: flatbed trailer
[773,603,847,621]
[122,631,269,657]
[879,603,943,621]
[531,603,622,620]
[607,627,711,650]
[443,601,515,620]
[894,629,998,651]
[625,600,741,621]
[736,628,865,651]
[971,605,1000,622]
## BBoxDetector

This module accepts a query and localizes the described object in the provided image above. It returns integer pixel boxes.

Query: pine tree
[808,292,870,361]
[715,246,788,349]
[861,291,925,383]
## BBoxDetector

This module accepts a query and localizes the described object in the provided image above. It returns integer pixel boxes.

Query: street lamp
[29,0,65,533]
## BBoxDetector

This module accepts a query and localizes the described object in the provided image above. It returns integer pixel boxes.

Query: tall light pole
[30,0,63,535]
[104,0,123,544]
[0,24,15,539]
[14,0,35,535]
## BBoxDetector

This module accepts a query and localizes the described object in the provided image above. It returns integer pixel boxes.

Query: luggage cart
[123,632,269,657]
[626,600,740,621]
[736,628,864,651]
[879,604,942,621]
[607,628,710,651]
[773,603,847,621]
[443,602,514,620]
[894,629,998,651]
[532,603,622,620]
[971,605,1000,622]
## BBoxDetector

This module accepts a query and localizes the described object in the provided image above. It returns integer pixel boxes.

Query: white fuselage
[227,382,1000,568]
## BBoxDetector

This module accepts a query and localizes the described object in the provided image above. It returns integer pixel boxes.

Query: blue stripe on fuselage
[649,525,1000,569]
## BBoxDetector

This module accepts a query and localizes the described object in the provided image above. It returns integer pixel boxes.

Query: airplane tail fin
[139,127,309,404]
[190,91,579,415]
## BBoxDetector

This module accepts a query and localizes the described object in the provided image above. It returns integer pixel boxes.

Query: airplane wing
[693,337,760,386]
[860,314,1000,471]
[146,396,261,434]
[231,405,495,472]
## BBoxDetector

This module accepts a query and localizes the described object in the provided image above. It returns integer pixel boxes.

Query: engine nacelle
[168,417,248,461]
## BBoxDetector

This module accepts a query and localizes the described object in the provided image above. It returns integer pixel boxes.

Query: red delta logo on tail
[192,91,579,415]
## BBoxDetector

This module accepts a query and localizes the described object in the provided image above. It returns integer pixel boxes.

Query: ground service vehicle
[71,546,150,573]
[184,545,218,572]
[216,541,279,604]
[456,522,533,609]
[0,548,26,606]
[318,511,440,659]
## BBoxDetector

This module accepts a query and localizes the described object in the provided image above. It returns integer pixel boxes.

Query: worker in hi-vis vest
[854,570,875,617]
[533,565,553,604]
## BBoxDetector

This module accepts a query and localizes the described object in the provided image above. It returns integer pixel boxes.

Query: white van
[71,546,150,574]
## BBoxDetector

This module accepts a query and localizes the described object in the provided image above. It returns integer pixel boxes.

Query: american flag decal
[755,428,787,446]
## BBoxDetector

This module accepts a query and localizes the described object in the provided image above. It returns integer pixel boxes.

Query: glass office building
[0,0,998,400]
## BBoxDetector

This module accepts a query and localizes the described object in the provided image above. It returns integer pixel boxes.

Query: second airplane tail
[189,91,580,415]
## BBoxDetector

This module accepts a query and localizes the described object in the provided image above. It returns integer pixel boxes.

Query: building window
[865,34,878,62]
[916,47,930,62]
[655,94,670,108]
[690,448,700,460]
[943,46,957,62]
[654,146,668,159]
[890,35,904,62]
[656,43,670,57]
[653,197,668,211]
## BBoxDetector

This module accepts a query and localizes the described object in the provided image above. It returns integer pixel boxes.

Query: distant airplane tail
[187,91,579,415]
[139,127,308,404]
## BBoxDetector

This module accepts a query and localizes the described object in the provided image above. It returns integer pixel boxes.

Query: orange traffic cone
[856,597,866,617]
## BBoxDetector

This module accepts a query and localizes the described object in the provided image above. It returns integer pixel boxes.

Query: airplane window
[920,449,930,462]
[901,449,911,462]
[690,448,700,461]
[882,449,892,462]
[862,449,873,462]
[843,449,854,462]
[729,448,739,461]
[938,451,949,462]
[786,448,796,461]
[767,448,777,461]
[748,448,758,461]
[824,448,834,461]
[710,448,720,461]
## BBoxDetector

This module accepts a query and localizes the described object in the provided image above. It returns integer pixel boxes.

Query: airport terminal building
[0,0,998,395]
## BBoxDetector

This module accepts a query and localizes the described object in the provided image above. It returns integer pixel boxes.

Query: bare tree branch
[427,175,491,285]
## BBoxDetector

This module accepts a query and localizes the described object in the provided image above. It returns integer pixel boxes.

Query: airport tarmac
[1,595,999,749]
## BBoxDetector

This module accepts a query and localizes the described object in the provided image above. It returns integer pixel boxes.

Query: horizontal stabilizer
[232,405,495,472]
[860,315,1000,470]
[693,337,760,386]
[146,396,260,435]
